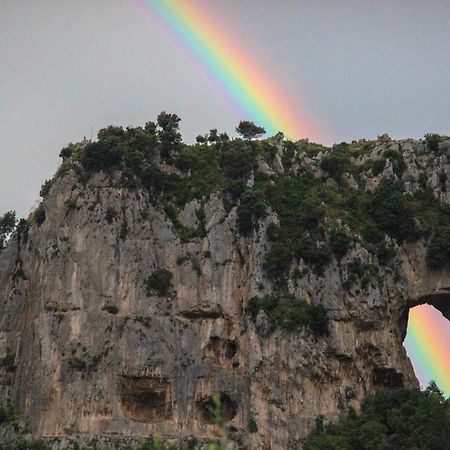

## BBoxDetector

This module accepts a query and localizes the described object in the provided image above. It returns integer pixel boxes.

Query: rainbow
[404,304,450,397]
[132,0,449,397]
[132,0,318,140]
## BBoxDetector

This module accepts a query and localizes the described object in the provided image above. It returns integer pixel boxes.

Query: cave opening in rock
[119,375,172,422]
[403,302,450,397]
[196,392,237,424]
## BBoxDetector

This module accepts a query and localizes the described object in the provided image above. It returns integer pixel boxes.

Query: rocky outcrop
[1,135,450,449]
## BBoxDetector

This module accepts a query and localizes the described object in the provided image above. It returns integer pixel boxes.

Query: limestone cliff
[1,128,450,449]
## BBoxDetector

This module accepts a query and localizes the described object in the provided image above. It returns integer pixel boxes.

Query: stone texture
[0,138,450,449]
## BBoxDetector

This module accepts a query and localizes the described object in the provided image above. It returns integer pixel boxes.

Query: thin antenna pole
[90,126,94,141]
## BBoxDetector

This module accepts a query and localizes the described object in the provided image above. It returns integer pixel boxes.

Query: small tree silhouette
[236,121,266,140]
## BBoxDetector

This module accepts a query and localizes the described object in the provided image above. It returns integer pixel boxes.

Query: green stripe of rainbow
[135,0,319,140]
[404,304,450,396]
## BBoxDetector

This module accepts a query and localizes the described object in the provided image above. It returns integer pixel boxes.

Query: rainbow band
[134,0,316,139]
[404,304,450,396]
[131,1,449,396]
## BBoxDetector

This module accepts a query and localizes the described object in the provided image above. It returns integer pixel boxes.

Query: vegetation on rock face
[2,438,50,450]
[236,189,268,236]
[2,116,450,448]
[146,269,173,297]
[1,113,449,283]
[246,294,328,336]
[10,113,446,280]
[305,382,450,450]
[48,117,450,276]
[0,211,16,252]
[320,144,352,183]
[424,133,442,154]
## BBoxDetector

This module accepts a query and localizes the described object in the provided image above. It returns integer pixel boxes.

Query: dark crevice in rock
[119,375,172,422]
[373,368,404,388]
[179,306,224,320]
[196,392,237,424]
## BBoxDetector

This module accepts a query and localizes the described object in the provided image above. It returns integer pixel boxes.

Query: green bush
[320,145,351,183]
[1,349,16,372]
[4,438,50,450]
[68,356,87,371]
[157,112,182,160]
[39,179,54,199]
[32,204,46,226]
[219,140,257,192]
[344,259,380,291]
[424,133,441,153]
[0,211,17,252]
[59,145,74,160]
[427,226,450,269]
[236,189,268,236]
[81,140,126,171]
[246,294,328,336]
[105,208,117,224]
[304,383,450,450]
[371,158,387,176]
[365,180,418,243]
[263,243,293,282]
[382,148,406,178]
[235,120,265,140]
[146,269,173,296]
[266,223,281,242]
[248,418,258,433]
[329,228,352,260]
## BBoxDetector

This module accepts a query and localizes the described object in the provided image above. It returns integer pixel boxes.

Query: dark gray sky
[2,0,450,216]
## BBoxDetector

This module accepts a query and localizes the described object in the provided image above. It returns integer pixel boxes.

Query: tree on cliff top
[235,120,266,140]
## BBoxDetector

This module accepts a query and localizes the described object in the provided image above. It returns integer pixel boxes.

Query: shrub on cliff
[146,269,173,297]
[246,295,328,336]
[157,112,182,160]
[50,114,450,272]
[304,383,450,450]
[424,133,442,153]
[320,145,351,183]
[0,211,17,252]
[427,226,450,269]
[236,189,268,236]
[4,439,50,450]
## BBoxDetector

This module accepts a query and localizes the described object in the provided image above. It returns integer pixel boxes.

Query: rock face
[1,135,450,449]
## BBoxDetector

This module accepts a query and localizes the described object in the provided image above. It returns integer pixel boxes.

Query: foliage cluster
[235,120,266,140]
[56,115,450,275]
[320,143,352,183]
[78,112,179,172]
[305,383,450,450]
[146,269,173,297]
[3,438,50,450]
[0,211,17,252]
[246,294,328,336]
[236,189,268,236]
[424,133,442,154]
[263,174,450,279]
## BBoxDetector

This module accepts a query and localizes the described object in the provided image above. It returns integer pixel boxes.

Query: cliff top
[8,115,450,280]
